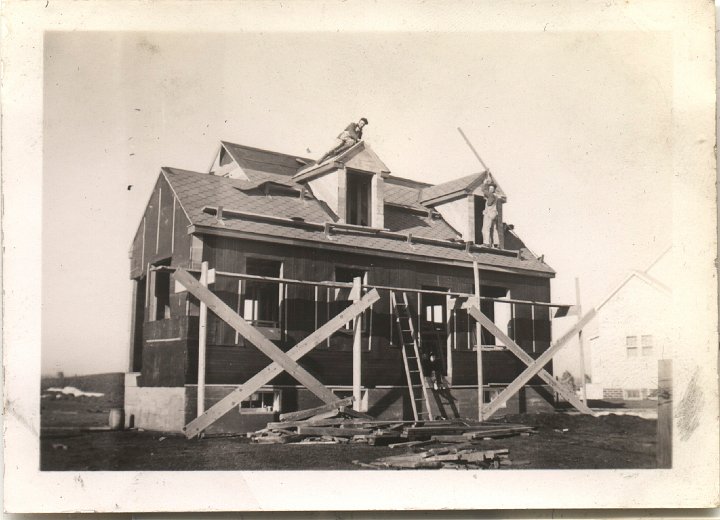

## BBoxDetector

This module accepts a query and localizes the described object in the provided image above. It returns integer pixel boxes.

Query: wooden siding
[188,236,552,387]
[132,207,553,387]
[129,174,193,279]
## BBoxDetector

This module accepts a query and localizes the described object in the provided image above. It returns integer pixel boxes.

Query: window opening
[243,258,283,328]
[475,286,509,346]
[151,258,172,321]
[346,171,372,226]
[641,335,654,356]
[239,389,282,413]
[626,336,638,358]
[474,195,486,244]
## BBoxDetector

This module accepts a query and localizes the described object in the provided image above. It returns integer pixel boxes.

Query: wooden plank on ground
[179,280,380,438]
[175,269,337,405]
[279,397,353,422]
[480,307,597,418]
[339,407,375,420]
[466,305,595,416]
[297,426,372,437]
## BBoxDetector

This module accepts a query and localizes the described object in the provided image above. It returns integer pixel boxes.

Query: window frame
[626,335,639,358]
[148,258,172,322]
[238,256,285,338]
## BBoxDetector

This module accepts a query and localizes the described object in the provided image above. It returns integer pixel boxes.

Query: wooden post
[657,359,672,468]
[128,279,139,372]
[473,260,484,422]
[575,277,588,403]
[352,277,362,412]
[197,261,209,418]
[445,294,453,385]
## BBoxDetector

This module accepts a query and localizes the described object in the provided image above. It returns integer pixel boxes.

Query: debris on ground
[248,401,535,452]
[354,447,511,470]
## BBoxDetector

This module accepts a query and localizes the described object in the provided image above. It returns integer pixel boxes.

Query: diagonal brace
[175,268,380,438]
[466,305,595,417]
[464,302,596,418]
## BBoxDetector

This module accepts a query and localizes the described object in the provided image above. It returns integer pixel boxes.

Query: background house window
[626,336,638,357]
[243,258,282,328]
[346,171,371,226]
[641,335,654,356]
[624,389,641,400]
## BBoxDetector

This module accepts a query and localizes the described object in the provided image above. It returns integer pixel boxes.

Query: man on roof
[482,183,500,248]
[317,118,368,164]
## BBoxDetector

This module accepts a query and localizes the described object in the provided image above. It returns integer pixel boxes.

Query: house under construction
[125,138,588,436]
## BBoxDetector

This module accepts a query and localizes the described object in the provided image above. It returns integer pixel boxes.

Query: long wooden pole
[197,261,209,418]
[157,266,571,309]
[352,277,362,412]
[575,277,588,403]
[473,261,484,422]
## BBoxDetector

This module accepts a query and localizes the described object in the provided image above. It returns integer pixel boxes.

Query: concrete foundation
[124,370,557,433]
[124,378,187,433]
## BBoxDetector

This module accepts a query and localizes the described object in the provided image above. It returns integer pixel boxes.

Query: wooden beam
[175,269,339,406]
[473,261,483,422]
[197,261,209,417]
[466,305,594,416]
[181,284,380,438]
[279,397,354,422]
[479,307,597,418]
[352,277,363,412]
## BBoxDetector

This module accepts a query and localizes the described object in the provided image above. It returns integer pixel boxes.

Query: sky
[42,30,673,376]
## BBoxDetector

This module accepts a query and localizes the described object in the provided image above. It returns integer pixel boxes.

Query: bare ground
[40,374,658,471]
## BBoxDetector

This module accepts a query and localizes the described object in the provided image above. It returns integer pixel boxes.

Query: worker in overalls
[317,118,368,164]
[482,184,500,248]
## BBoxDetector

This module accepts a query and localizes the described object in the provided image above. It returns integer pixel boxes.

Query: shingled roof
[420,171,506,204]
[160,142,555,277]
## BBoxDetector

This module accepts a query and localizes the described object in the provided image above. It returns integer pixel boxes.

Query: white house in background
[584,247,673,401]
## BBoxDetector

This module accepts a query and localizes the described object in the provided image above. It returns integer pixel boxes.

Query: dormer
[293,142,390,228]
[208,143,249,180]
[420,172,507,248]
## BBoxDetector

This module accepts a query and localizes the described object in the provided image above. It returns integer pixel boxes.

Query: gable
[339,143,391,176]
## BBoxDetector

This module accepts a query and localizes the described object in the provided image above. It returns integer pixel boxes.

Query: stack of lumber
[248,398,535,446]
[354,447,511,470]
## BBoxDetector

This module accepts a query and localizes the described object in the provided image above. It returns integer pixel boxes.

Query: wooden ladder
[391,291,432,421]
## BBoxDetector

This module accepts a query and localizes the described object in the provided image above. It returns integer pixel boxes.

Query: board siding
[133,214,554,388]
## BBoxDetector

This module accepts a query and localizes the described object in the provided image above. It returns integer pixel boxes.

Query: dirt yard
[40,374,659,471]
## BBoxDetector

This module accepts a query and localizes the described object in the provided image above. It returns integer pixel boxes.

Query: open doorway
[420,286,449,376]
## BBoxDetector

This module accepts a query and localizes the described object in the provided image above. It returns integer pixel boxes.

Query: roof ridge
[221,140,313,164]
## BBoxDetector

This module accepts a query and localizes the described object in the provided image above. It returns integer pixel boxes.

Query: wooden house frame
[125,139,578,434]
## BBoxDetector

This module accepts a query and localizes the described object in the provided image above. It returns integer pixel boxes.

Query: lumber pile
[354,447,511,470]
[248,398,535,446]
